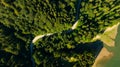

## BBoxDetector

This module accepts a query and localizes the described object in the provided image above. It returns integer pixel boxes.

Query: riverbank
[92,22,120,67]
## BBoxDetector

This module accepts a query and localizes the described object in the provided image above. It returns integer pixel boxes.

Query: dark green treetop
[0,0,120,67]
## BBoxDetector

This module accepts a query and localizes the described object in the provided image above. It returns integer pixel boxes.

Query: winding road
[30,0,82,67]
[30,0,120,66]
[32,0,82,43]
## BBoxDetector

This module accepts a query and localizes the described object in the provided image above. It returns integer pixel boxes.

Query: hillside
[0,0,120,67]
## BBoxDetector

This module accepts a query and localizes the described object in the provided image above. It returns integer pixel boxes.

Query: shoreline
[92,22,120,67]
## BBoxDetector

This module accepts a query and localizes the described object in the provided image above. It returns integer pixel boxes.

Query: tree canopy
[0,0,120,67]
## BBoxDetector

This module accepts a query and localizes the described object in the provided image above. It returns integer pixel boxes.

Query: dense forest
[0,0,120,67]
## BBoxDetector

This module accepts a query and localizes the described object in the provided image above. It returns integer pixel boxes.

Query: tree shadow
[59,40,104,67]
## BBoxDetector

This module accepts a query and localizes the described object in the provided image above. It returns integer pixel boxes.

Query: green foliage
[33,33,104,67]
[0,0,77,35]
[0,50,33,67]
[0,0,77,66]
[0,0,120,67]
[33,30,104,66]
[78,0,120,35]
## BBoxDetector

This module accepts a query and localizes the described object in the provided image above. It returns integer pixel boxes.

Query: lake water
[104,24,120,67]
[93,23,120,67]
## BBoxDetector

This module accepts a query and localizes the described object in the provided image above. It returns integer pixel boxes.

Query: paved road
[30,0,82,67]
